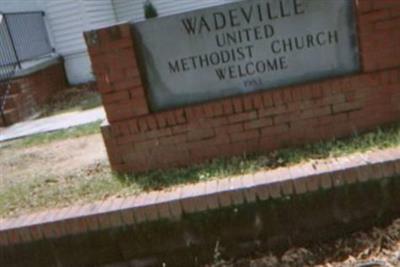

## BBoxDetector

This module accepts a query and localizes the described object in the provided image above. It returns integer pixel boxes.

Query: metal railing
[0,11,53,125]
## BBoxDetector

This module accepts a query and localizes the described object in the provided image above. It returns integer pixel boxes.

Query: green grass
[1,123,400,218]
[120,124,400,191]
[1,121,102,149]
[0,165,131,217]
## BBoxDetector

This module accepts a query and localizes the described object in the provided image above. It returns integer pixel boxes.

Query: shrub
[144,0,158,19]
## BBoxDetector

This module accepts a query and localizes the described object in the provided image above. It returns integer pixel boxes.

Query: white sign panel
[132,0,360,111]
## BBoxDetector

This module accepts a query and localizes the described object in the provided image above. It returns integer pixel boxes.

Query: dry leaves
[211,219,400,267]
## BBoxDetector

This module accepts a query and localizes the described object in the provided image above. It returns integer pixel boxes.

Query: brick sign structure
[85,0,400,173]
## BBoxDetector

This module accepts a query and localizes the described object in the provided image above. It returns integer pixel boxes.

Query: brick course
[84,0,400,173]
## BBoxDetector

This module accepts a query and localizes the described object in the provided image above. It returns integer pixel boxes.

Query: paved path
[0,107,106,142]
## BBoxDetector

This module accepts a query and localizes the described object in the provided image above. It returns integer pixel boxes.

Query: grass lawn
[1,123,400,218]
[121,124,400,191]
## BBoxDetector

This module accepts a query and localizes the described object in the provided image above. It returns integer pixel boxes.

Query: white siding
[43,0,90,84]
[82,0,116,29]
[0,0,44,13]
[45,0,117,84]
[45,0,87,56]
[112,0,242,22]
[113,0,144,22]
[0,0,118,84]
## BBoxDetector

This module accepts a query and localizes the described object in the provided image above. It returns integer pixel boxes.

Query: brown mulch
[39,85,101,117]
[209,219,400,267]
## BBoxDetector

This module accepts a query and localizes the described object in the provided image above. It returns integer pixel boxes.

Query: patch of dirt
[208,219,400,267]
[0,134,107,185]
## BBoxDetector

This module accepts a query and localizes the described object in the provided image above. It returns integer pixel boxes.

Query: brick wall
[0,60,67,126]
[29,62,67,107]
[358,0,400,71]
[85,0,400,173]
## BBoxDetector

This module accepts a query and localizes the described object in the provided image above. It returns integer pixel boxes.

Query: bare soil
[0,134,107,186]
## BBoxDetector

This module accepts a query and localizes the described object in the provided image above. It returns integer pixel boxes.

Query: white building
[0,0,239,85]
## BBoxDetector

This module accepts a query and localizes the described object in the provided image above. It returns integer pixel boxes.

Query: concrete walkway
[0,107,106,142]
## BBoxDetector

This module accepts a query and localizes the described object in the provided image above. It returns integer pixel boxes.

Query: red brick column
[84,24,149,123]
[357,0,400,71]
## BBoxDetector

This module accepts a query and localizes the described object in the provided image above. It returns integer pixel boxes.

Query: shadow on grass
[115,123,400,192]
[39,87,102,118]
[115,156,266,191]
